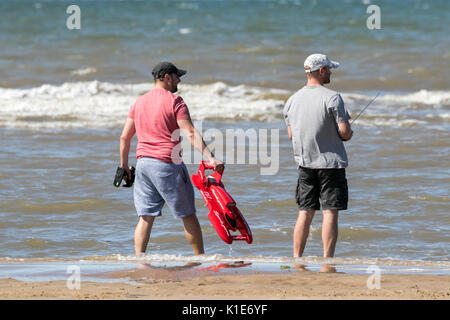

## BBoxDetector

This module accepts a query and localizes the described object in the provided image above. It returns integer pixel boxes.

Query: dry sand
[0,265,449,300]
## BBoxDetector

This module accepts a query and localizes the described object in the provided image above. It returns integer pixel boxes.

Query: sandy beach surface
[1,267,449,300]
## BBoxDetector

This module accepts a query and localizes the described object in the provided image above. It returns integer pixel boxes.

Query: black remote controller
[114,166,135,188]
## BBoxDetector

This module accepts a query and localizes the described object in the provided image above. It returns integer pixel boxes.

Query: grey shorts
[134,157,196,218]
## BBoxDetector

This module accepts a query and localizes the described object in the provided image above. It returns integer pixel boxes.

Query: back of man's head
[304,54,339,74]
[152,62,187,81]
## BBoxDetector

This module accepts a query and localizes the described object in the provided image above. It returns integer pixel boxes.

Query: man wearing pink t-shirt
[119,62,223,255]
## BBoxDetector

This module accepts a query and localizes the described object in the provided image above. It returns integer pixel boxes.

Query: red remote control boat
[191,161,252,245]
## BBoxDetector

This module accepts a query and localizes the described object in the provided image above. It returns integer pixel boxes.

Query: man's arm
[283,98,292,140]
[120,117,136,178]
[287,125,292,140]
[338,121,353,141]
[177,118,223,170]
[329,93,353,141]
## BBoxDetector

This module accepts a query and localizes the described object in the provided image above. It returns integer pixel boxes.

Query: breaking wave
[0,81,448,129]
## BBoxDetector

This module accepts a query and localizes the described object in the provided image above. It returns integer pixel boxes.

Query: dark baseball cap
[152,62,187,80]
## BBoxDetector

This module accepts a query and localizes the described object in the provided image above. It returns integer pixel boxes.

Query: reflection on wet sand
[196,261,252,272]
[100,261,254,282]
[319,264,338,273]
[293,263,342,274]
[136,261,202,271]
[102,262,202,282]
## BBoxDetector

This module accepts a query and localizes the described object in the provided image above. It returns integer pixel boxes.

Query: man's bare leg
[182,213,204,255]
[293,210,315,257]
[322,209,339,257]
[134,215,155,255]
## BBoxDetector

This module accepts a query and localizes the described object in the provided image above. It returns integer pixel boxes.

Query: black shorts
[295,167,348,211]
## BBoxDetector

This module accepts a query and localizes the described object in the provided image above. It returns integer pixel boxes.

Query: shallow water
[0,114,448,262]
[1,254,449,284]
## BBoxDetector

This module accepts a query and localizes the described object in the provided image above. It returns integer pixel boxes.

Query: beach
[1,257,449,300]
[1,271,449,300]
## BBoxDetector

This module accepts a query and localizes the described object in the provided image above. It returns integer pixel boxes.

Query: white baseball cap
[304,54,340,73]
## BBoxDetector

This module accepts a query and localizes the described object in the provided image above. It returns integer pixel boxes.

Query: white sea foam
[177,81,288,121]
[178,28,192,35]
[2,253,449,268]
[343,89,450,106]
[0,81,287,129]
[83,253,450,270]
[70,67,98,76]
[0,81,448,129]
[356,118,429,127]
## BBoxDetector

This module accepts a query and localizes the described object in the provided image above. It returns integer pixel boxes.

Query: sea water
[0,1,448,276]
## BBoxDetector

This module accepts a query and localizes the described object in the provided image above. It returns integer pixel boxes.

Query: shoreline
[1,272,449,300]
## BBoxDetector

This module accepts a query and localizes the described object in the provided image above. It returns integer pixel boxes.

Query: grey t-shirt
[283,85,351,169]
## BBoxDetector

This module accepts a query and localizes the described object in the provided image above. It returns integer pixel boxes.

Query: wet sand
[1,265,449,300]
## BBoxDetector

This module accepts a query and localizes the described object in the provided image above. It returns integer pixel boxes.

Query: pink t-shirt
[128,88,191,163]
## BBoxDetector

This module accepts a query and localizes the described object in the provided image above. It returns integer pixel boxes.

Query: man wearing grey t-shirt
[283,54,353,258]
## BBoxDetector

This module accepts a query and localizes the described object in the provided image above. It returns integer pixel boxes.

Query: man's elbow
[120,134,131,145]
[181,128,195,140]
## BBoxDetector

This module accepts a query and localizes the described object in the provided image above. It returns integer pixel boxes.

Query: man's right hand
[123,166,131,182]
[208,158,224,171]
[338,121,353,141]
[341,129,354,141]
